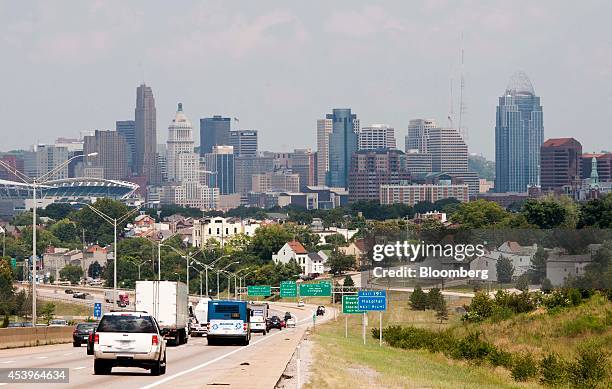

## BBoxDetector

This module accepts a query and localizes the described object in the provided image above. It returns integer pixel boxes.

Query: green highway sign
[247,285,271,297]
[342,295,363,314]
[10,258,17,269]
[280,281,297,298]
[299,281,331,297]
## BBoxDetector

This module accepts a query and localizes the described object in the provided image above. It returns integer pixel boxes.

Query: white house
[546,251,593,286]
[192,217,261,247]
[272,240,326,276]
[470,241,537,282]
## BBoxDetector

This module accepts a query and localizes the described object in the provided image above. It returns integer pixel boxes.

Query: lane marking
[73,366,86,370]
[0,382,8,386]
[63,353,73,356]
[142,309,325,389]
[35,356,48,359]
[1,361,14,364]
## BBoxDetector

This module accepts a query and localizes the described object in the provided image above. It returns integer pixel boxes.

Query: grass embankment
[307,291,611,388]
[306,293,532,388]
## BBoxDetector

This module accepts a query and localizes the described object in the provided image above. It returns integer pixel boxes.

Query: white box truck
[189,298,211,337]
[248,302,269,335]
[135,281,189,346]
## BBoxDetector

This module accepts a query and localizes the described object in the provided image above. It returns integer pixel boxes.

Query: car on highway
[93,311,167,375]
[267,315,283,330]
[297,300,305,307]
[316,306,325,316]
[284,312,292,322]
[73,322,97,346]
[72,292,88,299]
[50,319,68,326]
[285,317,296,328]
[64,289,74,294]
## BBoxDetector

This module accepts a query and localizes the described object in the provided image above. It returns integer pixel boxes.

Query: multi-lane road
[0,302,330,388]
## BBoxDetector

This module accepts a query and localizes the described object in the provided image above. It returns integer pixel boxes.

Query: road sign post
[279,281,297,298]
[358,291,387,346]
[247,285,271,297]
[299,281,331,297]
[342,295,363,339]
[93,302,102,320]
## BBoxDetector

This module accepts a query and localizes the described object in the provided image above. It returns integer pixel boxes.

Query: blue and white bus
[207,300,251,346]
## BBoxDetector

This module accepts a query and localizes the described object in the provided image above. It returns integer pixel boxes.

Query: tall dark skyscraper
[135,84,158,184]
[326,108,359,188]
[116,120,136,174]
[495,72,544,193]
[540,138,582,192]
[204,145,235,195]
[200,116,231,155]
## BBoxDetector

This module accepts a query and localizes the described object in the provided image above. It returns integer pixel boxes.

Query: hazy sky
[1,1,611,159]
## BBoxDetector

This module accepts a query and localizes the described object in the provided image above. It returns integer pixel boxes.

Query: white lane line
[0,382,8,386]
[73,366,86,370]
[141,327,288,389]
[63,352,73,356]
[0,361,14,364]
[35,356,48,359]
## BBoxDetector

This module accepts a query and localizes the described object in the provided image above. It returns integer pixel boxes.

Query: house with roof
[339,239,367,267]
[272,240,326,276]
[546,249,593,286]
[470,241,537,282]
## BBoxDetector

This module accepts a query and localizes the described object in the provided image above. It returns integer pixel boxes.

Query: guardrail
[0,326,74,349]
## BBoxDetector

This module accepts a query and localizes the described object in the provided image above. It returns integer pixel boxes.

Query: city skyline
[1,1,611,159]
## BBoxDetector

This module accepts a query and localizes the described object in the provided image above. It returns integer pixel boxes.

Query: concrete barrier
[0,326,74,349]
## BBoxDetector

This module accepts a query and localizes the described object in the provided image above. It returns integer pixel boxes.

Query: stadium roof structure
[0,177,139,201]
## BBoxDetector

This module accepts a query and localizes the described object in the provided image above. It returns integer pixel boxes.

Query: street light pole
[158,241,161,281]
[32,180,37,323]
[113,218,117,309]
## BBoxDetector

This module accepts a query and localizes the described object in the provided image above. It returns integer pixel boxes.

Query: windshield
[97,315,157,333]
[76,323,96,330]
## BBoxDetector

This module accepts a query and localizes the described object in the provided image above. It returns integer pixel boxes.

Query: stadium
[0,177,139,217]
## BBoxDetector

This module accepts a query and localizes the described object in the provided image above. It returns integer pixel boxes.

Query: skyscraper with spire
[166,103,197,183]
[495,72,544,192]
[135,83,158,184]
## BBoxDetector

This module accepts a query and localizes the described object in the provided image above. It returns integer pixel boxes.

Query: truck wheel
[73,342,80,347]
[183,330,188,344]
[151,361,161,376]
[207,337,216,346]
[94,360,111,375]
[263,330,267,336]
[243,337,250,346]
[160,354,167,375]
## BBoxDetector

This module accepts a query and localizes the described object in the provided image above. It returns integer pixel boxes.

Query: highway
[0,302,331,388]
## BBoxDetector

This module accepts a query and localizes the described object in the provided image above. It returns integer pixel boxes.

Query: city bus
[207,300,251,346]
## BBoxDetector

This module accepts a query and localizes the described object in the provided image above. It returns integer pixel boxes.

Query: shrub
[449,332,495,362]
[566,288,583,306]
[568,346,609,388]
[409,286,428,310]
[541,278,553,293]
[464,291,495,322]
[488,348,513,368]
[511,353,538,382]
[539,353,569,387]
[562,314,607,336]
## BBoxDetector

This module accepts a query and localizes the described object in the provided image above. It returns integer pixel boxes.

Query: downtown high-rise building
[325,108,359,189]
[33,144,69,180]
[405,119,437,154]
[166,103,197,183]
[540,138,582,192]
[358,124,396,150]
[116,120,136,174]
[290,149,315,190]
[200,116,231,156]
[495,72,544,192]
[316,118,333,186]
[83,130,129,180]
[229,130,258,157]
[348,149,410,202]
[204,145,235,195]
[135,84,159,184]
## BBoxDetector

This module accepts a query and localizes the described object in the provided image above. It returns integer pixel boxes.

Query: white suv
[93,311,167,375]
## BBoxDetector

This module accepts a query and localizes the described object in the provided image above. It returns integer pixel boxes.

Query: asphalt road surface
[0,303,331,389]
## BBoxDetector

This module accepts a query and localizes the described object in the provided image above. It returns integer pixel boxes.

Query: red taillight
[152,335,159,345]
[94,334,99,344]
[73,330,77,335]
[243,323,248,331]
[206,322,210,329]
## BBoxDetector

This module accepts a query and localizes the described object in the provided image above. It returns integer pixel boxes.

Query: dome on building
[171,102,192,127]
[505,71,535,96]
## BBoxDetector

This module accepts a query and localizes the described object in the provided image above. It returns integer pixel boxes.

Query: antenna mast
[458,34,468,140]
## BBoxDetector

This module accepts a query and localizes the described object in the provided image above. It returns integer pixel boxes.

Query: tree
[515,273,529,291]
[327,250,354,275]
[409,285,428,310]
[40,302,55,324]
[528,246,548,283]
[11,211,40,226]
[59,264,83,285]
[88,261,102,279]
[343,275,354,287]
[325,233,346,247]
[579,193,612,228]
[38,203,75,220]
[73,198,132,245]
[450,199,511,228]
[0,259,15,321]
[435,298,449,324]
[427,288,444,310]
[541,278,553,294]
[284,225,320,251]
[521,199,568,229]
[496,255,515,283]
[49,219,79,243]
[248,224,293,260]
